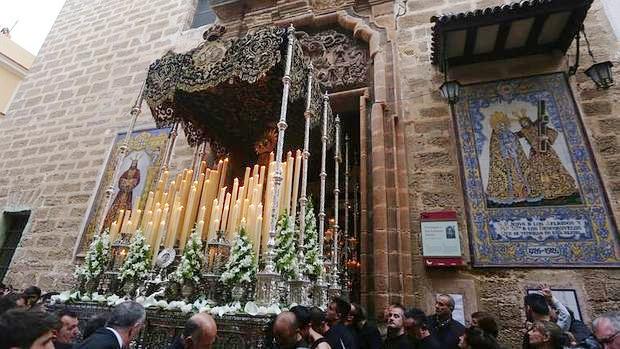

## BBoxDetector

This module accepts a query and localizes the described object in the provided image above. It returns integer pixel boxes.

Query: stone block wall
[398,0,620,346]
[0,0,206,290]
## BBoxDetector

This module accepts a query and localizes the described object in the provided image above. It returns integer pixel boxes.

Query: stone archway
[277,9,414,315]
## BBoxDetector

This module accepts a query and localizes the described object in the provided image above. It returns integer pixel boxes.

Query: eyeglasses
[598,331,620,345]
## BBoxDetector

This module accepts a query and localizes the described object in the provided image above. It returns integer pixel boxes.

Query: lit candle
[228,200,240,235]
[283,152,294,214]
[197,205,206,238]
[152,219,167,266]
[254,203,263,259]
[242,167,251,189]
[144,221,154,245]
[180,185,197,250]
[208,199,220,240]
[221,192,231,238]
[195,220,205,241]
[291,150,302,218]
[109,221,119,242]
[151,207,163,248]
[247,204,256,240]
[218,158,228,192]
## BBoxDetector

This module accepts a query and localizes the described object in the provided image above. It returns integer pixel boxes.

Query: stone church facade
[1,0,618,345]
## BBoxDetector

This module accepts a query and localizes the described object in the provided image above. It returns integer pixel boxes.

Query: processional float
[87,24,348,307]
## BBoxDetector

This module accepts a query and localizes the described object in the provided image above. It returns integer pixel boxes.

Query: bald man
[169,313,217,349]
[273,311,309,349]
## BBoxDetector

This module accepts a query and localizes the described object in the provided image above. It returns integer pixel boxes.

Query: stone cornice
[0,52,29,78]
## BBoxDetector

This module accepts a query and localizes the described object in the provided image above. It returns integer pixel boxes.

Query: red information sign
[420,211,464,267]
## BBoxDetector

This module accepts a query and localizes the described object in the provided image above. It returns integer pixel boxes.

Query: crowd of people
[0,282,618,349]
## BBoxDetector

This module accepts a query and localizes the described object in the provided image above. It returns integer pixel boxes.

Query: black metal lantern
[439,80,462,104]
[585,61,614,89]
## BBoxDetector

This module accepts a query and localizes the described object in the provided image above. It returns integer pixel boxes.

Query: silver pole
[329,115,341,296]
[298,63,313,266]
[312,91,330,307]
[256,24,295,306]
[318,93,329,270]
[289,63,314,305]
[96,82,145,235]
[343,134,350,295]
[159,121,179,177]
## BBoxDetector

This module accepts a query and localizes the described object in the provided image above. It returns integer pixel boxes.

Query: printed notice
[421,220,462,257]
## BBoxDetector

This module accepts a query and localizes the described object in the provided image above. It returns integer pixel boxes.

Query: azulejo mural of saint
[477,98,581,208]
[455,74,618,266]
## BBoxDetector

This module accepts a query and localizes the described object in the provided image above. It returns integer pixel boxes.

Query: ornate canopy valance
[145,25,333,154]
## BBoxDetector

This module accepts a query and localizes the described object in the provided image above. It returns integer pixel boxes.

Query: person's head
[404,308,428,339]
[54,309,80,344]
[181,312,217,349]
[23,286,42,307]
[593,311,620,349]
[84,312,110,339]
[527,320,564,349]
[436,294,455,319]
[524,293,550,321]
[309,306,328,335]
[386,303,406,336]
[273,311,302,349]
[0,309,59,349]
[326,297,350,325]
[458,326,501,349]
[471,311,499,338]
[349,303,366,328]
[290,305,311,341]
[107,301,146,344]
[0,293,24,314]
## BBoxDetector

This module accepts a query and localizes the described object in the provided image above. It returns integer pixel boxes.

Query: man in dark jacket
[381,303,412,349]
[326,297,358,349]
[427,294,465,349]
[53,309,81,349]
[76,301,145,349]
[404,308,441,349]
[350,303,381,349]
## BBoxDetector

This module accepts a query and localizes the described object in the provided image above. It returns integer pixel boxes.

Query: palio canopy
[145,25,333,157]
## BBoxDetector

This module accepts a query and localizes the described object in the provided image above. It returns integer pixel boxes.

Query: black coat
[427,315,465,349]
[75,328,121,349]
[326,323,358,349]
[381,334,413,349]
[356,322,382,349]
[53,342,75,349]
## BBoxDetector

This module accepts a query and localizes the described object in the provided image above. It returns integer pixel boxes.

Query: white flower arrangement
[274,214,299,279]
[301,198,322,277]
[173,230,205,285]
[221,227,257,286]
[51,291,281,316]
[118,231,151,284]
[74,231,111,284]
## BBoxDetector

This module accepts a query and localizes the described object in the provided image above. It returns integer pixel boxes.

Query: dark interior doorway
[0,210,31,282]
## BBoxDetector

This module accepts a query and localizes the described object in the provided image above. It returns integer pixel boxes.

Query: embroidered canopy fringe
[144,25,334,151]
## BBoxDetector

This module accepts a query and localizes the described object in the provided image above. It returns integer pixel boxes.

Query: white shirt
[105,327,124,349]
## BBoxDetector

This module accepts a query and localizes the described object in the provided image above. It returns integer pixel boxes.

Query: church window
[191,0,216,28]
[0,210,30,282]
